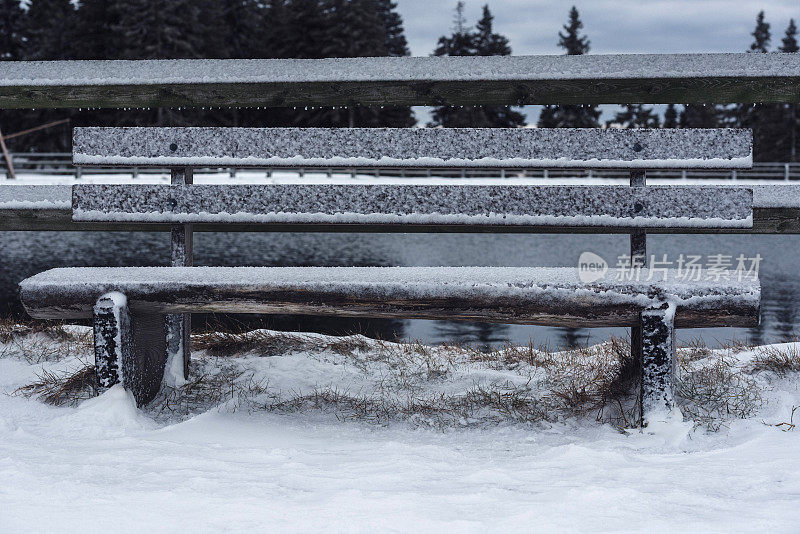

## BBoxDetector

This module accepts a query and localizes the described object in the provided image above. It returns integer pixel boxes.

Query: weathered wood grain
[2,54,800,108]
[2,206,797,233]
[20,267,760,328]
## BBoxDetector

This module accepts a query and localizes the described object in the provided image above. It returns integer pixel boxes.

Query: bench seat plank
[72,127,753,169]
[71,184,754,228]
[20,266,760,328]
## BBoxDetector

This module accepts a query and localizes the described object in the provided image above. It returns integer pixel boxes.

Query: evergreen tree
[433,2,474,56]
[286,0,329,59]
[218,0,264,58]
[663,104,678,128]
[538,6,599,128]
[0,0,25,60]
[750,10,770,52]
[73,0,124,59]
[25,0,76,60]
[558,5,589,55]
[375,0,416,126]
[430,4,524,128]
[780,18,798,53]
[378,0,409,56]
[781,19,799,160]
[608,104,659,128]
[679,104,719,128]
[263,0,291,59]
[738,12,788,160]
[117,0,204,60]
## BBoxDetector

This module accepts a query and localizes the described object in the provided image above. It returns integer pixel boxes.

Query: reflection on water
[2,231,799,349]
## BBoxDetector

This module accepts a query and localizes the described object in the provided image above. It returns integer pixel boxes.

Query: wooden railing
[5,154,800,181]
[1,53,799,109]
[2,53,800,235]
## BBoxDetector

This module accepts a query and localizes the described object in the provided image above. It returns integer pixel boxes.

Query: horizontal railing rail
[1,54,800,109]
[4,153,800,181]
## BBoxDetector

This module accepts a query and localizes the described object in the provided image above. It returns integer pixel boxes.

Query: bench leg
[93,292,168,406]
[93,293,132,391]
[166,167,193,386]
[639,303,677,427]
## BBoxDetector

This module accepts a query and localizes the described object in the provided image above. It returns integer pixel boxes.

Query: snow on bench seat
[72,127,753,169]
[20,266,759,328]
[71,184,754,228]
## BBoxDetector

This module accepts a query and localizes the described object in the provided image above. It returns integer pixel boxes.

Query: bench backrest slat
[72,127,753,169]
[71,184,753,229]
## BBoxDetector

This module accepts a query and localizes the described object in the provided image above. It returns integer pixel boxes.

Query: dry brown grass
[677,351,762,431]
[0,318,92,364]
[747,344,800,376]
[14,364,97,405]
[5,323,782,431]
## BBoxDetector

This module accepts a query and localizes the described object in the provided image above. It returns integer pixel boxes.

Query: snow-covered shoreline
[1,324,799,531]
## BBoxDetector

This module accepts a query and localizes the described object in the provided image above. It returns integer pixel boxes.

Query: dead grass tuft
[677,352,762,431]
[14,364,97,405]
[747,345,800,376]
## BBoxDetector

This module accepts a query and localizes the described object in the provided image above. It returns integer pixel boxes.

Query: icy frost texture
[72,127,753,169]
[3,53,799,85]
[71,184,754,228]
[0,185,71,209]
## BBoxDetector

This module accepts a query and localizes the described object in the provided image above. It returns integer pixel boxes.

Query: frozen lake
[1,230,797,348]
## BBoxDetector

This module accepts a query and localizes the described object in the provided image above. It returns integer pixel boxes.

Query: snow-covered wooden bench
[19,126,760,426]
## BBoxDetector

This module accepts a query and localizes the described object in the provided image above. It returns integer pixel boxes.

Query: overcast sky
[395,1,799,123]
[395,0,799,56]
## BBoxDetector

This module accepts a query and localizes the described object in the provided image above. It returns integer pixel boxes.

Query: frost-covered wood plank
[2,53,800,109]
[72,127,753,169]
[8,184,800,233]
[19,266,760,328]
[71,184,753,229]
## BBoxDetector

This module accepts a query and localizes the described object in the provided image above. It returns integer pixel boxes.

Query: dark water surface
[2,231,796,348]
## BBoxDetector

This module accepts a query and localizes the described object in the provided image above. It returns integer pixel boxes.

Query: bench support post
[630,169,647,420]
[639,303,677,426]
[165,167,193,387]
[93,292,168,405]
[93,292,132,392]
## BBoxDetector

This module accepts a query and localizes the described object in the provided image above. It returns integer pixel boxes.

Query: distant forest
[0,1,798,161]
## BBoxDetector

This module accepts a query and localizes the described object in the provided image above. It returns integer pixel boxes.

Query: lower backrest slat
[71,184,754,229]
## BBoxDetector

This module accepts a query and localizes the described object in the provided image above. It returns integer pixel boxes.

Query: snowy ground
[2,325,800,532]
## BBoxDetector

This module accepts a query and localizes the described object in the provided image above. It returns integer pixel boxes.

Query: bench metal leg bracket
[639,303,677,426]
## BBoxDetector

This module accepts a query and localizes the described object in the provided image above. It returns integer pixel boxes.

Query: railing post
[165,167,193,388]
[786,163,790,181]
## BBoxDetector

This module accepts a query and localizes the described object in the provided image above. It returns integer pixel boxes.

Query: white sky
[395,0,799,56]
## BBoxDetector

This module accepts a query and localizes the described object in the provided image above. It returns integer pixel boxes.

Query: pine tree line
[428,2,525,127]
[0,0,414,151]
